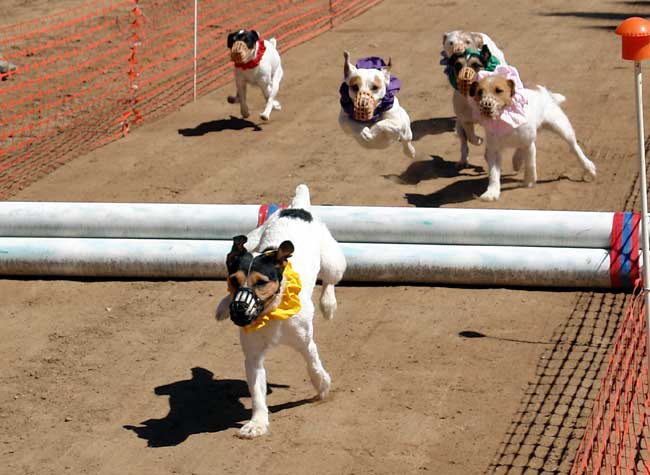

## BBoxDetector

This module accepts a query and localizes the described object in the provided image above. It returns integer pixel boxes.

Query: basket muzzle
[229,287,264,327]
[457,66,477,97]
[353,89,377,122]
[230,41,251,64]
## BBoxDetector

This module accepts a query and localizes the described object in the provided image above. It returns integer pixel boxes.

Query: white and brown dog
[338,52,416,159]
[215,184,346,439]
[469,65,597,201]
[441,32,507,168]
[227,29,283,121]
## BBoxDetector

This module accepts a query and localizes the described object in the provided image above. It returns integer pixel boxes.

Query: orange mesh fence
[0,0,381,198]
[571,281,650,474]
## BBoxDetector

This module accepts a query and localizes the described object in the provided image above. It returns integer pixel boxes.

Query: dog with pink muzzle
[338,52,416,159]
[468,65,597,201]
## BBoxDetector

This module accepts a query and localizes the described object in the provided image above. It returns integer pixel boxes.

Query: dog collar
[242,260,302,333]
[339,56,401,124]
[441,48,500,90]
[470,64,528,135]
[234,39,266,70]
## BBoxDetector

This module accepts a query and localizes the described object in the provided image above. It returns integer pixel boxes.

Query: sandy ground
[1,0,648,474]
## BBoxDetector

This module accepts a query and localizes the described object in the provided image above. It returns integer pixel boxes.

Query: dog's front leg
[480,146,503,202]
[235,74,250,119]
[455,121,470,168]
[239,342,269,439]
[260,66,283,121]
[361,119,400,144]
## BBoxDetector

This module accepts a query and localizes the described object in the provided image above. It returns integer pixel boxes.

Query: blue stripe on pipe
[620,211,633,288]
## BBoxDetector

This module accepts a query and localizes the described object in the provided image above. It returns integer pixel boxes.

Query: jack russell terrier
[215,184,346,439]
[441,33,507,168]
[469,65,597,201]
[226,29,283,121]
[339,52,416,159]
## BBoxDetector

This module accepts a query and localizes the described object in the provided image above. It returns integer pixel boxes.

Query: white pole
[0,237,615,287]
[633,61,650,373]
[0,202,622,248]
[193,0,198,102]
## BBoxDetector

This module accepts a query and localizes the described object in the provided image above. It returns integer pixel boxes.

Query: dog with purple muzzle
[338,52,416,159]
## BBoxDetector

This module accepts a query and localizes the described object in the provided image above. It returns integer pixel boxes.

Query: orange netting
[571,281,650,474]
[0,0,381,198]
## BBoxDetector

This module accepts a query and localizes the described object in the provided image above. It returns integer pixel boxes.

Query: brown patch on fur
[371,77,383,91]
[228,270,280,300]
[473,75,515,117]
[349,76,362,90]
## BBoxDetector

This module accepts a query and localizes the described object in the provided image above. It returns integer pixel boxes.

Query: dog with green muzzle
[440,37,507,169]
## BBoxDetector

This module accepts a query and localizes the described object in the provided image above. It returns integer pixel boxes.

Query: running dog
[226,29,283,121]
[441,34,506,168]
[469,65,597,201]
[339,52,416,159]
[215,184,346,439]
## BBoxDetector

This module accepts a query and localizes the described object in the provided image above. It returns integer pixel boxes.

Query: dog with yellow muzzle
[226,29,283,121]
[441,37,506,169]
[215,184,346,439]
[338,52,416,159]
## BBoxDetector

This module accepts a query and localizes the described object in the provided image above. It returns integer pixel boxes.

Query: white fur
[338,52,416,159]
[228,38,283,121]
[479,86,597,201]
[215,184,346,438]
[442,31,508,168]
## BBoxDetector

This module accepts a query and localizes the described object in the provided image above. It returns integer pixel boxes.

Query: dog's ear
[250,30,260,44]
[442,33,448,46]
[382,57,392,84]
[275,240,294,268]
[227,32,237,49]
[470,32,484,49]
[506,79,516,98]
[479,44,492,65]
[343,51,355,79]
[226,235,248,274]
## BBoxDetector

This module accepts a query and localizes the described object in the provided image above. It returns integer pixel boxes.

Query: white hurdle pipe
[0,238,614,287]
[0,202,620,248]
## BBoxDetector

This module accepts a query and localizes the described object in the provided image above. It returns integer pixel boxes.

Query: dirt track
[1,1,647,474]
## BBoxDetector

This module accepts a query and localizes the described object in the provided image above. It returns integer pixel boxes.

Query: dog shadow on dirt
[405,174,575,207]
[123,367,313,447]
[410,117,456,141]
[178,116,262,136]
[384,155,484,186]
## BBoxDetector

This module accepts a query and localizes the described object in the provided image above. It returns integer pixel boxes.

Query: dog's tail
[268,38,277,49]
[290,184,311,210]
[537,85,566,105]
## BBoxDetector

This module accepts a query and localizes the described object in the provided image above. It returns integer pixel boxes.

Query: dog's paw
[455,159,469,170]
[403,142,416,159]
[227,95,239,104]
[272,100,281,111]
[468,135,483,146]
[240,106,250,119]
[582,162,597,181]
[260,112,270,121]
[317,371,331,400]
[479,188,500,202]
[238,420,269,439]
[360,127,373,142]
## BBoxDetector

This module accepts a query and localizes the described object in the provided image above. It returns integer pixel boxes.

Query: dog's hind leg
[239,335,270,439]
[543,103,597,180]
[318,223,346,320]
[521,143,537,187]
[260,65,283,121]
